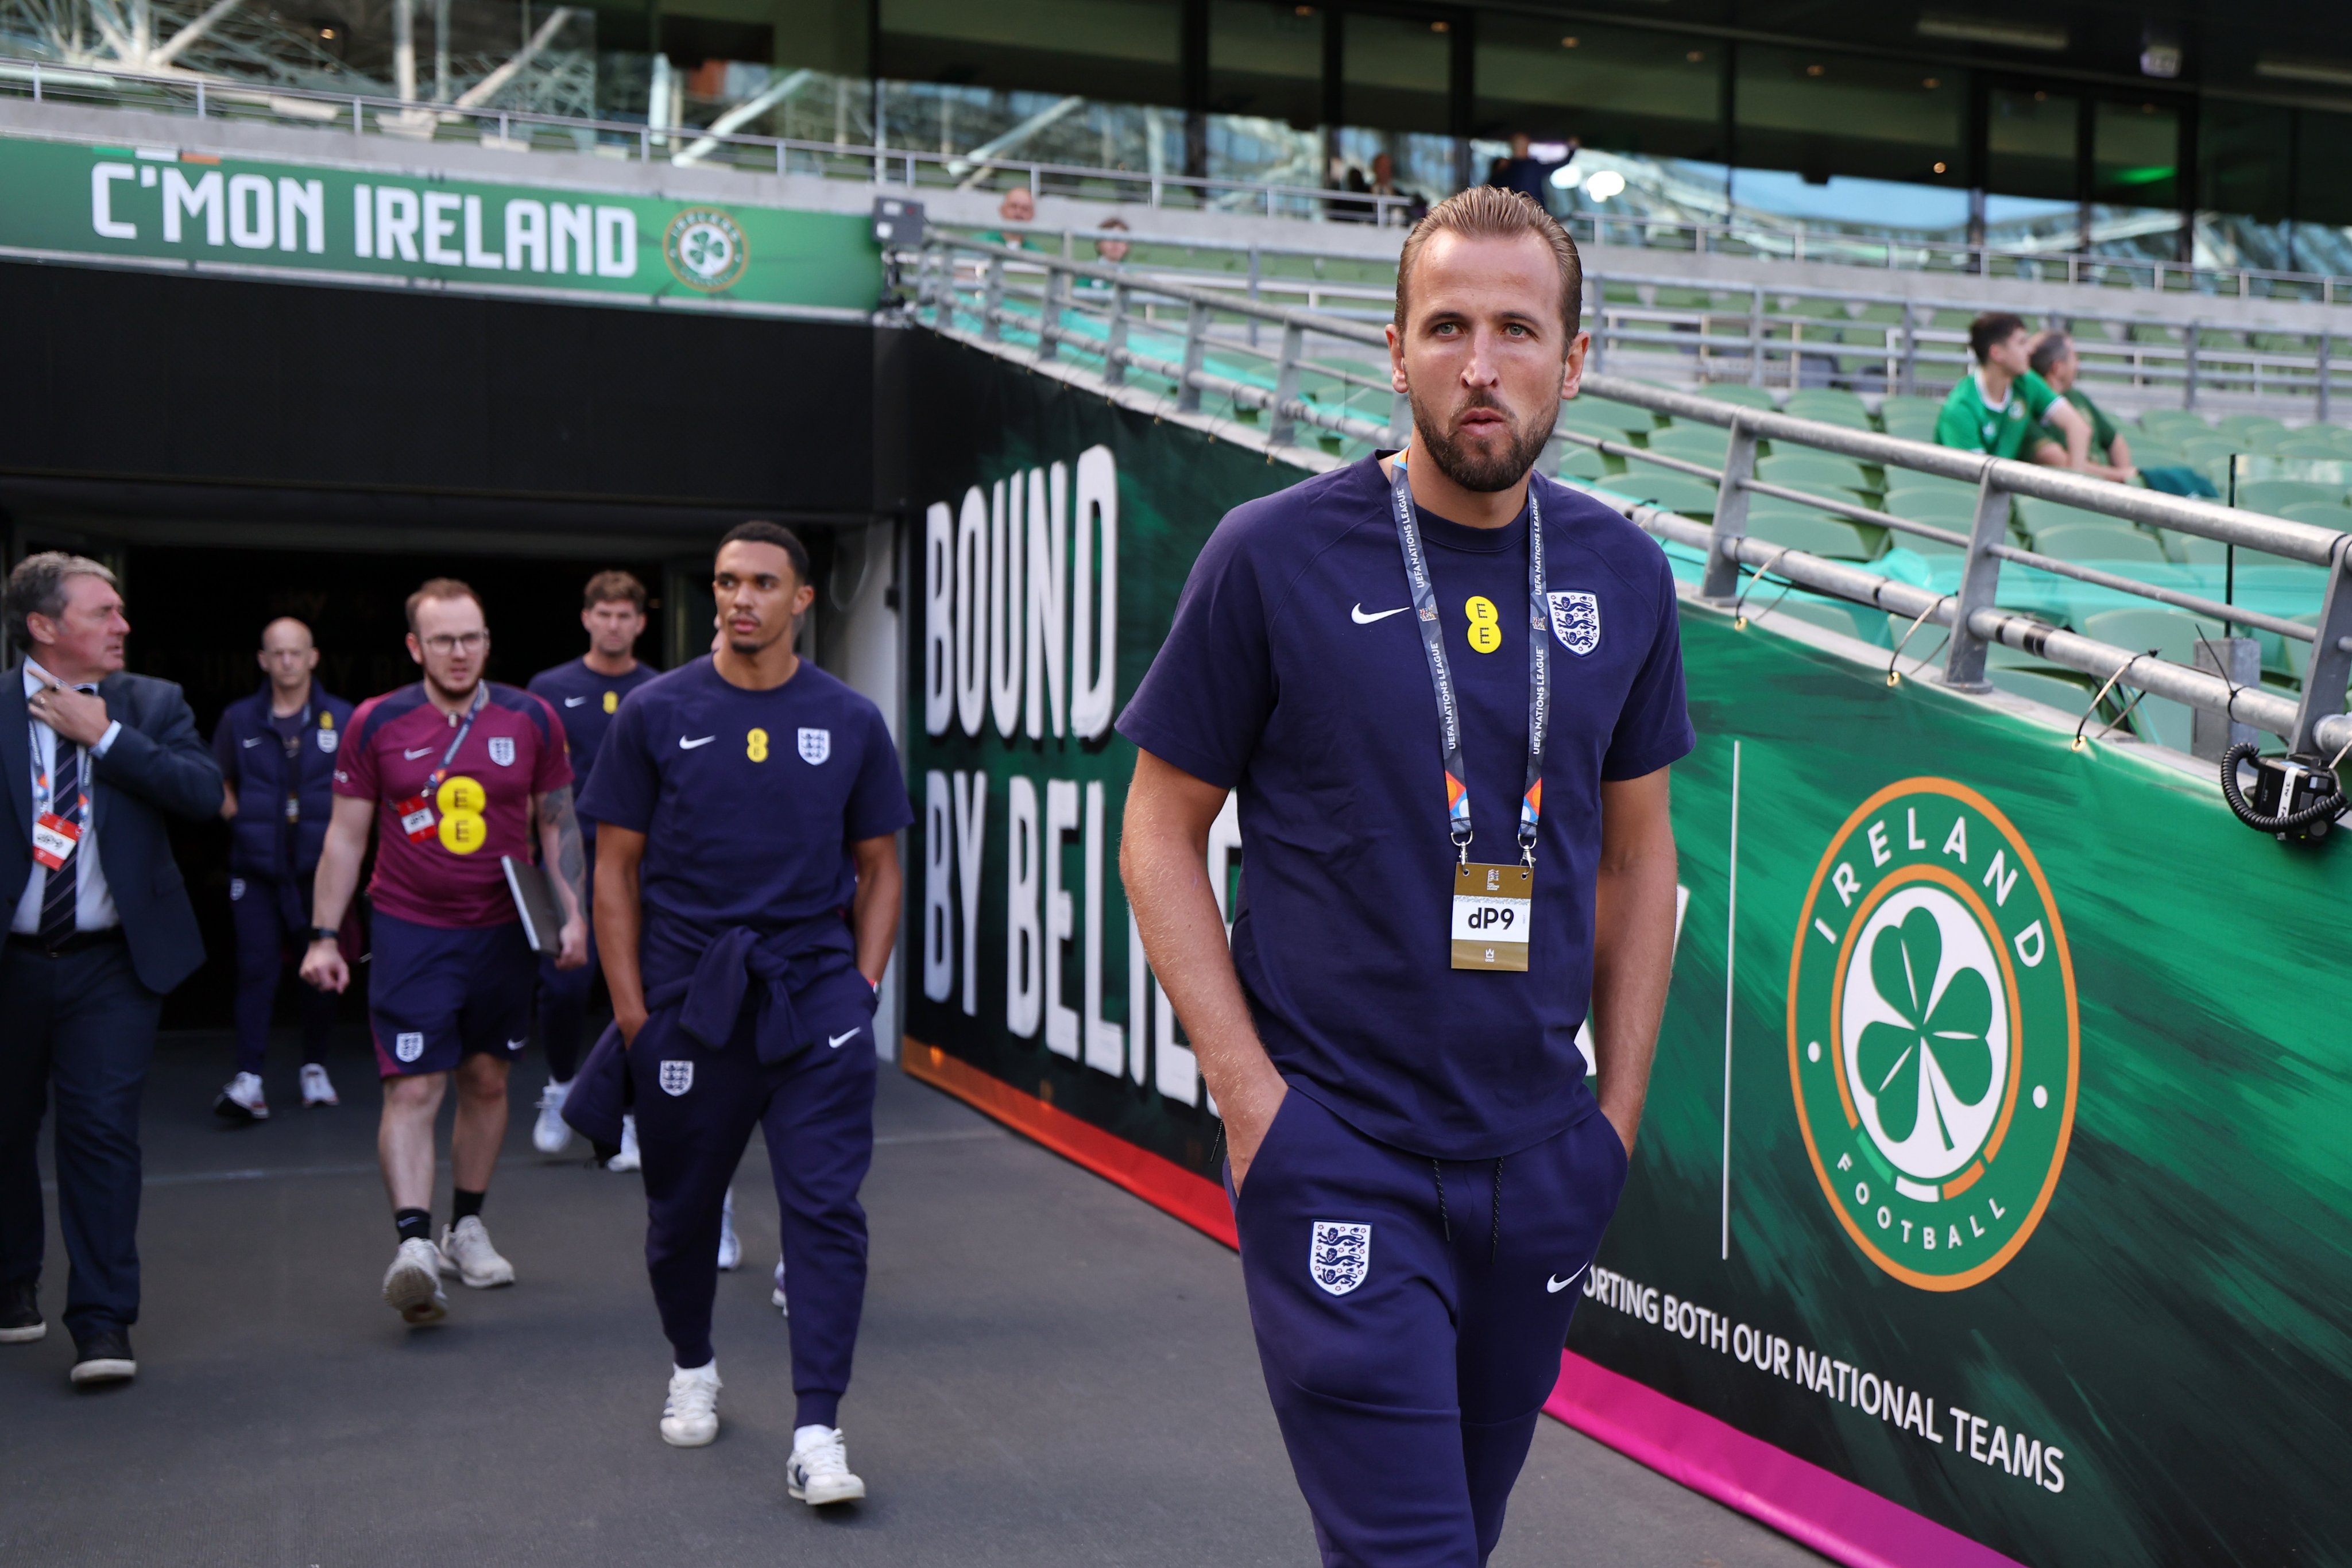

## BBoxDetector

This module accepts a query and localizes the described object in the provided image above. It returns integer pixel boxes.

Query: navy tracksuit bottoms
[1228,1087,1630,1568]
[230,874,333,1077]
[628,983,876,1430]
[535,839,596,1083]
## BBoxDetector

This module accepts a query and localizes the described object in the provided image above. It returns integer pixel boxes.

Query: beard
[1410,388,1558,494]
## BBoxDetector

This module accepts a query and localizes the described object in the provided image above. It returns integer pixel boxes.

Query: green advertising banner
[0,129,879,314]
[899,341,2352,1565]
[1571,608,2352,1567]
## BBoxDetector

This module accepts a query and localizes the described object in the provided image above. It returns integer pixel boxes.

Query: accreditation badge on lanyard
[1388,456,1549,973]
[392,686,486,846]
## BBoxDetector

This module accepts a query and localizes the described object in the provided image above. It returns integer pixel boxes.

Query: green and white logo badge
[663,207,748,292]
[1788,778,2078,1291]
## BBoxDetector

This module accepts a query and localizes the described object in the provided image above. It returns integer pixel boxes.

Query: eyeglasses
[421,632,488,654]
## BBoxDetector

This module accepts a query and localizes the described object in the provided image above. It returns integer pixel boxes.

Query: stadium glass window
[2091,99,2179,211]
[1471,15,1724,162]
[2295,109,2352,229]
[1984,86,2078,202]
[2200,101,2292,226]
[1208,0,1323,128]
[1727,47,1966,234]
[1339,9,1452,138]
[876,0,1181,106]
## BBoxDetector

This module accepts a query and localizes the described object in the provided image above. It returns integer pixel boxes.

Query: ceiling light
[1933,161,1947,173]
[1686,49,1704,63]
[1561,36,1579,48]
[1916,13,2068,52]
[2256,56,2352,88]
[1584,169,1626,201]
[1550,162,1583,189]
[1806,64,1825,76]
[1923,76,1939,88]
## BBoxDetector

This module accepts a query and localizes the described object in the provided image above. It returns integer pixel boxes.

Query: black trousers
[0,936,161,1339]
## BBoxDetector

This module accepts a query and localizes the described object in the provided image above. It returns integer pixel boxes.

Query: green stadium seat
[1885,489,1982,532]
[2235,478,2343,514]
[2010,495,2110,541]
[1645,425,1735,465]
[1878,408,1941,443]
[1781,391,1874,430]
[1559,399,1655,438]
[1605,470,1718,517]
[2031,523,2171,564]
[1557,445,1615,481]
[2280,501,2352,530]
[1989,667,2098,713]
[1755,452,1876,493]
[2137,409,2212,438]
[2127,322,2181,346]
[1699,384,1780,410]
[2218,413,2289,446]
[2082,607,2221,664]
[2156,529,2227,565]
[1744,513,1883,560]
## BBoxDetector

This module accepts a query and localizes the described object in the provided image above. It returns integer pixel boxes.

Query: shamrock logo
[679,223,733,280]
[1855,907,1995,1155]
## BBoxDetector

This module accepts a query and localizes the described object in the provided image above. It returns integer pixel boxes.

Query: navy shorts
[369,911,535,1078]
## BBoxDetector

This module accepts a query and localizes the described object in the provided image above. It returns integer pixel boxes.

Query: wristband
[310,927,341,944]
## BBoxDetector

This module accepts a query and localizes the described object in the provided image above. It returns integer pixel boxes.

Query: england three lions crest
[657,1060,694,1096]
[1546,591,1601,656]
[798,727,831,765]
[488,735,516,767]
[1309,1221,1372,1296]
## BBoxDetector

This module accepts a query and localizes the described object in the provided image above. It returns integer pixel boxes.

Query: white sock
[793,1423,835,1451]
[675,1360,718,1383]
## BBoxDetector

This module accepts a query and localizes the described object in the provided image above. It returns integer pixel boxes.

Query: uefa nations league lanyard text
[1388,456,1547,973]
[427,684,488,789]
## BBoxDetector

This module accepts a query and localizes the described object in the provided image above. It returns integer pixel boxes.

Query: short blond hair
[1394,187,1583,339]
[405,577,484,633]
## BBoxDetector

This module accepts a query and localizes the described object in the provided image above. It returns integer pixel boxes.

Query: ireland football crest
[657,1060,694,1096]
[488,736,516,767]
[1546,591,1601,655]
[1309,1221,1372,1296]
[1789,779,2078,1291]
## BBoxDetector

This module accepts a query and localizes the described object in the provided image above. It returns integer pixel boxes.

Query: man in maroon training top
[301,579,586,1325]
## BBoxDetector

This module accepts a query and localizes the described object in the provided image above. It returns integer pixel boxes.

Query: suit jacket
[1,667,225,993]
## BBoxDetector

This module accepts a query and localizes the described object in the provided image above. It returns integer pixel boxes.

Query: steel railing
[0,53,1413,224]
[907,234,2352,762]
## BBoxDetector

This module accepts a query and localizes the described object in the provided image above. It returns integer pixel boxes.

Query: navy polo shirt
[1117,458,1695,1161]
[527,656,660,838]
[577,657,914,992]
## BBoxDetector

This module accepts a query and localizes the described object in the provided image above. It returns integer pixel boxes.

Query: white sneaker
[787,1426,865,1505]
[532,1078,573,1154]
[299,1063,338,1108]
[212,1071,269,1122]
[660,1361,721,1447]
[717,1188,741,1271]
[606,1113,641,1172]
[438,1217,516,1288]
[772,1260,788,1316]
[382,1237,447,1325]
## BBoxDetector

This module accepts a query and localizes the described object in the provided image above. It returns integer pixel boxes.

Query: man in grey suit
[0,552,222,1384]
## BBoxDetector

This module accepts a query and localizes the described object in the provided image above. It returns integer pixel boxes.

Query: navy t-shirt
[577,657,914,991]
[528,657,660,839]
[1117,458,1695,1161]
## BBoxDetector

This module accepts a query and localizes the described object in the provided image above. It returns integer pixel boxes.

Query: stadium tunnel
[0,261,915,1029]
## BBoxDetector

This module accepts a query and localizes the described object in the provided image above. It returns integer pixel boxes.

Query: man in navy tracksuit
[579,521,909,1507]
[209,618,353,1121]
[1121,187,1692,1566]
[524,570,656,1163]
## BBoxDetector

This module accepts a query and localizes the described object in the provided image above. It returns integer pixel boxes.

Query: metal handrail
[911,234,2352,759]
[0,53,1412,223]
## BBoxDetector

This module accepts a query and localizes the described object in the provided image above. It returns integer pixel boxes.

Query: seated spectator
[1094,217,1131,265]
[2026,332,2137,485]
[984,186,1036,250]
[1935,312,2091,467]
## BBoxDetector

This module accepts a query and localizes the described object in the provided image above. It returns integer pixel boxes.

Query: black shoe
[69,1327,135,1385]
[0,1279,42,1344]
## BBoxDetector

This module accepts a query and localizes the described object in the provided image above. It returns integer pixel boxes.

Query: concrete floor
[0,1027,1828,1568]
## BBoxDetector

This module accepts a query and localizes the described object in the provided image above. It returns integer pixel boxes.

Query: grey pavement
[0,1027,1827,1568]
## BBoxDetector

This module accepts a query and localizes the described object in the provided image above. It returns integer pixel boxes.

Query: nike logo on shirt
[403,746,435,760]
[563,696,588,707]
[1352,603,1408,624]
[1546,1264,1591,1295]
[241,737,264,748]
[827,1029,859,1048]
[679,735,715,749]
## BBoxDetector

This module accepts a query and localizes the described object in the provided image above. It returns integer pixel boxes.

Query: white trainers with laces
[438,1217,517,1288]
[382,1237,448,1325]
[717,1188,741,1271]
[606,1113,641,1172]
[299,1063,338,1107]
[660,1361,721,1447]
[788,1426,866,1505]
[772,1260,788,1316]
[532,1078,573,1154]
[213,1071,269,1122]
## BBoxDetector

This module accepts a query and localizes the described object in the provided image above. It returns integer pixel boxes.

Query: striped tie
[37,734,82,948]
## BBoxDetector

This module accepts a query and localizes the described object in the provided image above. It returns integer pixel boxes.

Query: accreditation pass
[1451,862,1533,971]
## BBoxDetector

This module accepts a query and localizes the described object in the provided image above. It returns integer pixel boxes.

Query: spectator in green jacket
[2027,331,2138,485]
[1936,312,2091,467]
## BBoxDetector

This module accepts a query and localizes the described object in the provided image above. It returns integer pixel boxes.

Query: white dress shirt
[11,659,125,935]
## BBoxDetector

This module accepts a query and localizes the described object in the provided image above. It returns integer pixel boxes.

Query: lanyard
[1387,456,1549,864]
[26,679,91,820]
[277,698,312,762]
[425,684,487,789]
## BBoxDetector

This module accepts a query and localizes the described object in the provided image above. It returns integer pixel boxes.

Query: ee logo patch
[603,691,618,714]
[436,775,486,854]
[747,727,770,763]
[1464,595,1502,654]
